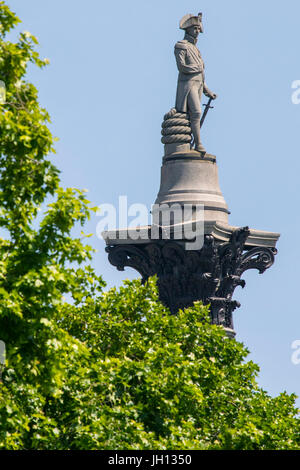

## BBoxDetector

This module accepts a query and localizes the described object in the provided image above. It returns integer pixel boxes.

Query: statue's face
[186,25,202,39]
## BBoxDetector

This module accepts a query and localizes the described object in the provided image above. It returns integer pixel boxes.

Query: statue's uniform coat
[174,38,211,114]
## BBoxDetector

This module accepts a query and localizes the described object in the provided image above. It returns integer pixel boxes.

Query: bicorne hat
[179,13,203,32]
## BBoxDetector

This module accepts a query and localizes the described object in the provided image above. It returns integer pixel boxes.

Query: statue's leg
[187,82,205,153]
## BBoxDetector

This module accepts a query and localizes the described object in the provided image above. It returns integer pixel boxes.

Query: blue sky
[7,0,300,403]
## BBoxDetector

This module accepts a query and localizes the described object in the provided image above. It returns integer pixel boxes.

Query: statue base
[103,151,279,337]
[155,152,229,226]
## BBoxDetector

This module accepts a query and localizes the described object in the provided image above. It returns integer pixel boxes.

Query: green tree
[0,1,299,450]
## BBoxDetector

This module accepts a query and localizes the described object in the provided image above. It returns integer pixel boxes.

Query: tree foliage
[0,1,299,450]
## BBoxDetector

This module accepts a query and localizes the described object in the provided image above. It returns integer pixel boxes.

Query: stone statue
[175,13,217,153]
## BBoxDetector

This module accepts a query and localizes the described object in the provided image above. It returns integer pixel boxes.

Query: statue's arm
[203,82,217,100]
[175,48,202,74]
[203,82,212,96]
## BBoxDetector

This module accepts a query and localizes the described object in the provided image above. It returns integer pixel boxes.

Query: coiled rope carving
[161,108,192,144]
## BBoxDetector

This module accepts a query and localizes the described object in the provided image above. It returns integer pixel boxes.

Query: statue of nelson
[175,13,217,153]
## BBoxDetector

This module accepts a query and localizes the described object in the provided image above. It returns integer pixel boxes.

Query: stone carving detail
[105,227,277,331]
[161,108,192,144]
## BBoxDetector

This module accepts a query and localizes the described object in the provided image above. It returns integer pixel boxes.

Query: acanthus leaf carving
[105,227,277,332]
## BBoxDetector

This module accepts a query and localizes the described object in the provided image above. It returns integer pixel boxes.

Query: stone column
[104,146,279,337]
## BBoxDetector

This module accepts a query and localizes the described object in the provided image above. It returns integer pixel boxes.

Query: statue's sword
[200,97,214,128]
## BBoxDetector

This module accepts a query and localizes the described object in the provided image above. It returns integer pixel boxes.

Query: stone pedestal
[155,152,229,225]
[103,150,280,337]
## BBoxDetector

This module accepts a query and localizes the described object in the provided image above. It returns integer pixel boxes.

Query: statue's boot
[195,142,206,153]
[190,113,206,154]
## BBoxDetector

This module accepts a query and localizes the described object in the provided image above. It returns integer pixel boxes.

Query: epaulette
[174,40,188,50]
